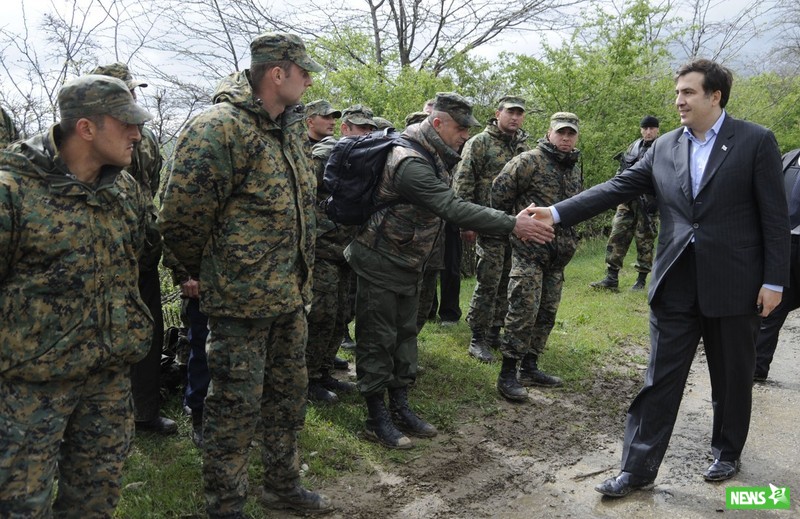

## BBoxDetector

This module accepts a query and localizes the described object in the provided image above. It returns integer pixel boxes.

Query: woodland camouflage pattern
[0,106,19,147]
[159,70,316,319]
[454,119,530,331]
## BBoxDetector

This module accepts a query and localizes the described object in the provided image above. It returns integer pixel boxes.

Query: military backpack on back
[322,128,434,225]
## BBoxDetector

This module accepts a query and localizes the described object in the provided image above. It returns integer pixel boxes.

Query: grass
[116,236,651,517]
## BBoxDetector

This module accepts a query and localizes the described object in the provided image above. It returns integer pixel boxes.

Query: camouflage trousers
[306,259,352,379]
[0,369,133,518]
[354,275,419,396]
[466,236,511,332]
[605,199,658,273]
[203,310,308,517]
[501,264,565,359]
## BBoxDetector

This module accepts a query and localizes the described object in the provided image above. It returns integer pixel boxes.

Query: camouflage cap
[404,111,429,126]
[90,62,148,90]
[305,99,341,118]
[550,111,579,132]
[341,104,377,128]
[373,116,394,130]
[250,32,323,73]
[498,95,526,111]
[59,75,153,125]
[432,92,480,127]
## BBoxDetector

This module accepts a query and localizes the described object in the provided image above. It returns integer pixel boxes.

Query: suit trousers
[621,245,759,478]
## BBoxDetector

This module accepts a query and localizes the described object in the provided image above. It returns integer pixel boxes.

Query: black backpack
[322,128,435,225]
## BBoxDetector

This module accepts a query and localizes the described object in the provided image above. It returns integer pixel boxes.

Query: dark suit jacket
[556,114,790,317]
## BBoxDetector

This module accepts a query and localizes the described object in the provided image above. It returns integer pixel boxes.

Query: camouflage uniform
[159,33,322,517]
[90,62,168,427]
[454,117,530,336]
[0,106,19,147]
[492,137,582,361]
[305,135,355,389]
[0,76,153,517]
[604,138,658,273]
[345,113,516,396]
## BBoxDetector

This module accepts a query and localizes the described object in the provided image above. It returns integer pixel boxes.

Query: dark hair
[60,114,106,139]
[675,59,733,109]
[249,60,293,87]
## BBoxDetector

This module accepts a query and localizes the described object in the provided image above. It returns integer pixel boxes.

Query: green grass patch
[116,236,651,517]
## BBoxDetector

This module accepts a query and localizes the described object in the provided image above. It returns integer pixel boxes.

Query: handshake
[512,204,555,244]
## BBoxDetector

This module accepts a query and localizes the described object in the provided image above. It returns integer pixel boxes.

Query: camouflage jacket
[345,120,516,294]
[0,106,19,148]
[310,136,356,263]
[492,138,583,272]
[0,126,152,381]
[453,120,529,239]
[159,70,317,319]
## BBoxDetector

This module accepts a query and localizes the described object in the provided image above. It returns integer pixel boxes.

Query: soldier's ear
[75,118,96,141]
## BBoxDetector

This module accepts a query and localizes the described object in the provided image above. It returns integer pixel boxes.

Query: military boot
[259,484,333,515]
[341,329,356,350]
[308,379,338,404]
[631,272,648,291]
[590,268,619,291]
[486,325,502,349]
[320,370,356,394]
[388,386,438,438]
[518,353,563,387]
[191,408,204,448]
[364,393,412,449]
[497,356,527,402]
[468,328,494,363]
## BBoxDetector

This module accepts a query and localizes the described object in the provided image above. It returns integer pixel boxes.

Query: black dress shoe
[135,416,178,435]
[703,459,740,481]
[595,471,654,497]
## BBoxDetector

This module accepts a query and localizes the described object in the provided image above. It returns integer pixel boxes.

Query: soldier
[491,112,583,401]
[305,105,377,404]
[305,99,341,153]
[0,105,19,146]
[454,95,530,362]
[373,116,394,130]
[344,92,553,449]
[591,116,660,291]
[159,33,332,516]
[0,75,153,517]
[90,62,176,435]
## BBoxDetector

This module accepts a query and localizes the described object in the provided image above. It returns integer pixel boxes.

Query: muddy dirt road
[314,315,799,518]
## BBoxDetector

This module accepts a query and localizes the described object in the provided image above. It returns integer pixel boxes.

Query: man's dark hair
[250,60,293,87]
[675,59,733,109]
[60,114,106,140]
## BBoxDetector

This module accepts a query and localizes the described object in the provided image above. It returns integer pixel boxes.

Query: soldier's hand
[180,278,201,299]
[460,230,477,244]
[513,207,554,244]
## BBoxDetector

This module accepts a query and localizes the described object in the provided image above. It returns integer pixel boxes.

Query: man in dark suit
[531,59,790,497]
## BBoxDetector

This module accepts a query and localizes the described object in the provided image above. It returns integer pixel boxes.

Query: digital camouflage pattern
[0,106,19,147]
[159,68,315,516]
[249,32,323,72]
[492,137,583,358]
[58,75,151,125]
[0,126,152,516]
[159,70,316,319]
[0,369,134,517]
[0,128,153,381]
[453,119,530,332]
[89,62,148,90]
[202,311,308,515]
[605,137,658,273]
[306,136,355,379]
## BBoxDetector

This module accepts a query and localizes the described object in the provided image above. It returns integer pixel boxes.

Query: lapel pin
[721,145,728,151]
